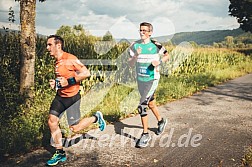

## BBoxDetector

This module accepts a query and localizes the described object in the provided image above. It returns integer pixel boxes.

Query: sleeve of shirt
[128,42,137,57]
[159,46,168,55]
[71,57,85,71]
[152,40,168,55]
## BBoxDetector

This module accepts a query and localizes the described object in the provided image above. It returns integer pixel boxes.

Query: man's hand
[152,60,161,67]
[49,79,56,89]
[136,47,142,55]
[129,47,142,67]
[57,77,68,87]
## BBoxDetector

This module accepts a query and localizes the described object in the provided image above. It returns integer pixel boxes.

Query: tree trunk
[19,0,36,100]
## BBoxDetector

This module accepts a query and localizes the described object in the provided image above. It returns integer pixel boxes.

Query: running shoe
[94,111,106,131]
[156,118,167,135]
[136,133,151,148]
[46,150,67,166]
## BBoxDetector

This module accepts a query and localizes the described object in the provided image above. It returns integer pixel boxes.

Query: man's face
[46,38,60,57]
[139,25,152,40]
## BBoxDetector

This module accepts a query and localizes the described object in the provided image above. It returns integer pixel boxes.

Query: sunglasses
[139,29,150,33]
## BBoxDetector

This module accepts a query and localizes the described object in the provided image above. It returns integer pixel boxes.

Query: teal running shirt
[129,39,167,82]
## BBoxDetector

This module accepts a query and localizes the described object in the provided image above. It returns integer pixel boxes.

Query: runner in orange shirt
[46,35,106,166]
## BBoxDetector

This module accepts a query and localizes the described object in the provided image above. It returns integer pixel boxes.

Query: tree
[102,31,113,41]
[73,24,85,35]
[15,0,45,103]
[229,0,252,33]
[56,25,72,37]
[225,36,234,48]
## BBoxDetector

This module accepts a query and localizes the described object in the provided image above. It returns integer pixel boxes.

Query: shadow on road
[63,133,98,148]
[193,82,252,106]
[113,120,158,141]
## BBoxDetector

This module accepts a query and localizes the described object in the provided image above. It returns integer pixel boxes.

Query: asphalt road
[1,73,252,167]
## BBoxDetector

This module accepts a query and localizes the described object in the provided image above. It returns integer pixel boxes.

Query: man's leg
[136,103,151,148]
[70,116,96,132]
[70,111,106,132]
[148,100,162,122]
[141,115,149,133]
[137,114,151,148]
[47,94,68,166]
[66,94,81,126]
[48,114,63,149]
[148,100,167,135]
[66,107,81,126]
[136,80,159,148]
[138,80,160,128]
[47,114,67,166]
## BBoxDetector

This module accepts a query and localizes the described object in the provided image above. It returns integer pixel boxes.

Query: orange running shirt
[55,52,85,97]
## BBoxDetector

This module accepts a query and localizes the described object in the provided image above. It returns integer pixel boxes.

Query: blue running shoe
[136,133,151,148]
[46,150,67,166]
[94,111,106,131]
[156,118,168,135]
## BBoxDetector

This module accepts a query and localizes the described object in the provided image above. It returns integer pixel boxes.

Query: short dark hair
[140,22,153,32]
[47,35,64,49]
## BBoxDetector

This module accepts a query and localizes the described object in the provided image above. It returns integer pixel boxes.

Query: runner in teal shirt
[128,22,170,148]
[132,39,165,82]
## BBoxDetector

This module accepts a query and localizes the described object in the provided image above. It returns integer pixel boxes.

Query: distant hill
[1,28,251,46]
[155,28,249,45]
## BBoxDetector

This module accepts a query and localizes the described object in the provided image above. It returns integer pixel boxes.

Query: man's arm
[59,65,90,88]
[74,66,91,82]
[160,52,170,64]
[152,52,170,67]
[128,46,141,67]
[128,55,138,67]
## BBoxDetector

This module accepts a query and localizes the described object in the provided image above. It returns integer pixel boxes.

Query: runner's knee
[148,100,156,109]
[138,104,148,117]
[48,114,59,128]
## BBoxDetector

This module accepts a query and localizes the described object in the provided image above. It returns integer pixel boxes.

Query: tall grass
[155,48,252,105]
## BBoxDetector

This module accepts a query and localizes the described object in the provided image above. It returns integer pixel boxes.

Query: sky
[0,0,240,40]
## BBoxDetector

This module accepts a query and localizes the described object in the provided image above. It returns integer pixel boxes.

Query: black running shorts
[49,92,81,125]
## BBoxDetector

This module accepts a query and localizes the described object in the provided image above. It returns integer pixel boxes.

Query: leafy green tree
[73,24,85,35]
[237,42,245,48]
[102,31,113,41]
[229,0,252,33]
[213,42,220,48]
[56,25,73,37]
[225,36,234,48]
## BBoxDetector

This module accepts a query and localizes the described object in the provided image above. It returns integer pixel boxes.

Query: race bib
[138,66,150,75]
